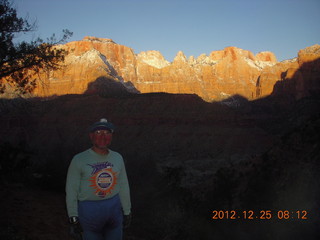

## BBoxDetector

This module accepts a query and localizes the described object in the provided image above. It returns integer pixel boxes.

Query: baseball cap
[89,118,115,133]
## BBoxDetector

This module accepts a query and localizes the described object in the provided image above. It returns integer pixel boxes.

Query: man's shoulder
[73,149,91,160]
[109,149,123,159]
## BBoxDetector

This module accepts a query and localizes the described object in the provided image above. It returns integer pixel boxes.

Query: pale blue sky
[14,0,320,62]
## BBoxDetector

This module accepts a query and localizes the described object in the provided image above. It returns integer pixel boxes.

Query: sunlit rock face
[28,37,320,101]
[34,36,138,96]
[259,44,320,100]
[133,47,279,101]
[137,51,170,69]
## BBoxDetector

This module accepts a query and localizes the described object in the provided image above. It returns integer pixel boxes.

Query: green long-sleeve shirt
[66,148,131,217]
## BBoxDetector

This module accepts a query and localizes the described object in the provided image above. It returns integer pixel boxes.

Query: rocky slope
[26,37,319,101]
[1,90,319,240]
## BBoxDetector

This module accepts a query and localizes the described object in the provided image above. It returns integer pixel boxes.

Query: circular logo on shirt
[97,171,113,189]
[89,168,117,197]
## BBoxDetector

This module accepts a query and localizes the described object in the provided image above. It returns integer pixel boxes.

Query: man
[66,118,131,240]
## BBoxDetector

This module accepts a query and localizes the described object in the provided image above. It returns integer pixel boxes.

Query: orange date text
[211,210,308,220]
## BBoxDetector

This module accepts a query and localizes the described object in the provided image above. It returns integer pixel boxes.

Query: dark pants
[78,195,123,240]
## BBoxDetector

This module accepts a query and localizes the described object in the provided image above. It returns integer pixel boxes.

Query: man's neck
[91,146,109,155]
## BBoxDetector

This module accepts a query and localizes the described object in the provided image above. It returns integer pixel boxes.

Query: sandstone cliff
[26,37,320,101]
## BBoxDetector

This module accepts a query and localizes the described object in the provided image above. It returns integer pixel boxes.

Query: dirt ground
[0,183,72,240]
[0,183,139,240]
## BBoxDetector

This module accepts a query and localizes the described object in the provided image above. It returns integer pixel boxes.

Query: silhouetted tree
[0,0,72,95]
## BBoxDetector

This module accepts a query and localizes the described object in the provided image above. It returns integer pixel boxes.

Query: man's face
[90,129,113,150]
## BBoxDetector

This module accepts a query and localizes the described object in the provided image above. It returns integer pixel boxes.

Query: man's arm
[118,158,131,216]
[66,157,81,217]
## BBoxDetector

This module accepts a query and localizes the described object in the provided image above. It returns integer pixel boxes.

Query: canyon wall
[30,37,320,101]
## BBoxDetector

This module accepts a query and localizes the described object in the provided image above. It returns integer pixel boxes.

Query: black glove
[123,213,132,229]
[69,217,83,240]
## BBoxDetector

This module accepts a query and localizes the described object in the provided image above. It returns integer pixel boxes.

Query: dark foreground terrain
[0,91,319,240]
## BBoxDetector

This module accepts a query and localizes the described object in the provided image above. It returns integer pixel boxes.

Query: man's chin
[97,146,108,150]
[93,144,109,150]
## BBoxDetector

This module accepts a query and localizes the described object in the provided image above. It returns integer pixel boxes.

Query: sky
[13,0,320,62]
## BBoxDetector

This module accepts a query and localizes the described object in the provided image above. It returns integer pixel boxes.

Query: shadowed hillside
[0,59,319,240]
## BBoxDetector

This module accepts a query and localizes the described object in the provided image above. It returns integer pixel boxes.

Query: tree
[0,0,72,95]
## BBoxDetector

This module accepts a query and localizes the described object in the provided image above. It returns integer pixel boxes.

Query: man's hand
[69,217,83,240]
[123,213,132,229]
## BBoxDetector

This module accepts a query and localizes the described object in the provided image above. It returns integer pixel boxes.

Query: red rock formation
[256,51,277,62]
[288,45,319,98]
[34,37,138,96]
[259,44,320,99]
[256,59,299,98]
[23,37,320,101]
